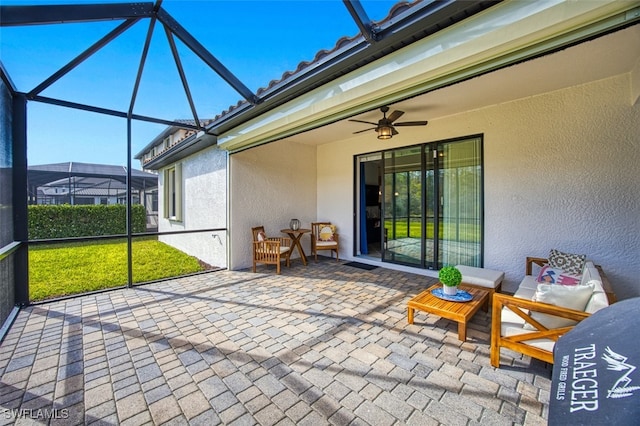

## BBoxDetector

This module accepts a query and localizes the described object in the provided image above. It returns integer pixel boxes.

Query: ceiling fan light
[377,125,393,140]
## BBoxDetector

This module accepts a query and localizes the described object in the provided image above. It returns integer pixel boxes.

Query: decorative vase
[443,284,458,296]
[289,219,300,231]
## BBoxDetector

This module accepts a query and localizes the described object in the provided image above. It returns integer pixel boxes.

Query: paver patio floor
[0,258,551,425]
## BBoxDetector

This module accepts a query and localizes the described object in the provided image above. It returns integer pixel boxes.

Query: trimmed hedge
[29,204,147,239]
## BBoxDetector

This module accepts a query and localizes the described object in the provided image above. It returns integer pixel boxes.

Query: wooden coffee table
[407,283,490,341]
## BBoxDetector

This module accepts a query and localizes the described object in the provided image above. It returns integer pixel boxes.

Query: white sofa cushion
[576,262,609,314]
[514,275,539,297]
[580,261,600,285]
[524,282,595,330]
[584,279,608,314]
[500,309,555,352]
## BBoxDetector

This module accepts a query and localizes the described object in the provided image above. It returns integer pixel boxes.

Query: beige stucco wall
[632,56,640,106]
[229,140,317,271]
[316,73,640,299]
[158,145,228,269]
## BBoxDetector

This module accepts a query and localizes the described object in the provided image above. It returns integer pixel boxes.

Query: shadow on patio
[0,258,551,425]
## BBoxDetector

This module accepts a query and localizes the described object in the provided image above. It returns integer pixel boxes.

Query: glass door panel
[382,146,423,266]
[437,138,482,267]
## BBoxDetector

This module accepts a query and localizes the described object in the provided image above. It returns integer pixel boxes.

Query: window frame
[163,162,183,221]
[356,134,484,269]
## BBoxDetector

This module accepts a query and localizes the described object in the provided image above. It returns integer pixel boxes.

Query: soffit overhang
[214,0,640,154]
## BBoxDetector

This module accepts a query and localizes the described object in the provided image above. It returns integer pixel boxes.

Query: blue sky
[1,0,398,168]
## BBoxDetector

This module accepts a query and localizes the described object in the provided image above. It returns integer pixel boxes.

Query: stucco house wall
[158,145,227,269]
[229,140,317,271]
[316,72,640,299]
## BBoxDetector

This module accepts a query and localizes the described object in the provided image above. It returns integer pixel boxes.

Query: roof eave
[141,131,217,170]
[133,125,184,159]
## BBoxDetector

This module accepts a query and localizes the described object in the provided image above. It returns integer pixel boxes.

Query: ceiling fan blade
[349,119,378,125]
[387,110,405,123]
[392,127,399,136]
[394,120,429,126]
[353,127,377,134]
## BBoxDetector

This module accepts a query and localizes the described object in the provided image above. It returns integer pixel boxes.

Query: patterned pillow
[548,249,586,276]
[257,231,267,242]
[318,224,336,241]
[536,264,581,286]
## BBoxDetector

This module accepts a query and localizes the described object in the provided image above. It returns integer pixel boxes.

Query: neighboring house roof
[134,119,212,161]
[140,0,500,169]
[40,187,128,198]
[28,162,158,191]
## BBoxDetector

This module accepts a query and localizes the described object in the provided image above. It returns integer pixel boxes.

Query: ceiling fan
[349,106,428,140]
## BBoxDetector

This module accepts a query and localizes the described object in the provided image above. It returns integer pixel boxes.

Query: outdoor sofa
[491,254,616,367]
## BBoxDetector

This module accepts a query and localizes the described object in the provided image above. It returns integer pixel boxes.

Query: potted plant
[439,266,462,296]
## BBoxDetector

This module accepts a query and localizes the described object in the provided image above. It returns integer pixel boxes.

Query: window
[163,163,182,221]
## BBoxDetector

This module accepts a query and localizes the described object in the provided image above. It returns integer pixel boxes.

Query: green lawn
[29,238,206,301]
[384,219,480,241]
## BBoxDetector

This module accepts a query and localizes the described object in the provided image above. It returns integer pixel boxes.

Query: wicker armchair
[251,226,292,274]
[310,222,339,261]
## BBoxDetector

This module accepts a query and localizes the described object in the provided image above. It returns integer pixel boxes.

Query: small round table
[280,228,311,266]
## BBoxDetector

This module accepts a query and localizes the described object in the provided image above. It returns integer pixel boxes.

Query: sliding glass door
[359,135,483,269]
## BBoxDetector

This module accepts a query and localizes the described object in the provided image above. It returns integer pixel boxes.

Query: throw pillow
[257,231,267,242]
[548,249,586,276]
[536,264,581,286]
[524,282,594,330]
[318,224,336,241]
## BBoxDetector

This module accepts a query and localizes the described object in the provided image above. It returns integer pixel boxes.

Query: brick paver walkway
[0,259,551,425]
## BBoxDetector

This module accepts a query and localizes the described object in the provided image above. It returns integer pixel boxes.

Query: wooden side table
[280,228,310,266]
[407,283,490,341]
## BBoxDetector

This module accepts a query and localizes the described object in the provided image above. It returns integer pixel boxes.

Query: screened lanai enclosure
[1,0,639,423]
[2,0,502,333]
[4,0,638,338]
